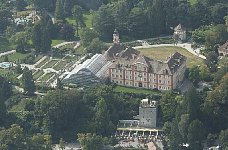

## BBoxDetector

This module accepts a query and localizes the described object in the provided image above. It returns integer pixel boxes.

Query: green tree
[187,120,205,150]
[160,92,177,122]
[72,5,85,37]
[0,124,25,150]
[219,129,228,149]
[22,67,35,95]
[59,138,66,150]
[77,133,103,150]
[188,65,200,86]
[93,98,115,136]
[55,0,64,20]
[80,28,98,47]
[205,51,218,72]
[178,114,190,141]
[86,38,107,54]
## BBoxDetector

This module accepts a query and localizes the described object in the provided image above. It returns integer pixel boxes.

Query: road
[0,50,16,57]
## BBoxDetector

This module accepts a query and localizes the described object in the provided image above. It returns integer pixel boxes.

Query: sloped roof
[118,47,140,60]
[218,41,228,52]
[104,44,124,61]
[166,52,186,74]
[174,24,186,31]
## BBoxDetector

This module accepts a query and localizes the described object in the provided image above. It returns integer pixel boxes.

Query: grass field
[115,85,161,95]
[0,52,31,63]
[139,46,204,68]
[52,40,65,47]
[188,0,197,5]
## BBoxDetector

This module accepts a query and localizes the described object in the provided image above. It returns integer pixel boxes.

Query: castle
[106,30,187,90]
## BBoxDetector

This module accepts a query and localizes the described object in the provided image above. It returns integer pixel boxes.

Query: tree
[28,133,52,150]
[187,120,205,150]
[178,114,190,141]
[55,0,64,20]
[80,28,98,47]
[64,0,72,17]
[188,65,200,86]
[22,67,35,95]
[59,24,75,41]
[93,98,115,136]
[77,133,103,150]
[205,51,218,72]
[59,138,66,150]
[160,92,177,122]
[72,5,85,37]
[86,38,107,54]
[56,78,63,90]
[0,124,25,150]
[15,64,23,74]
[219,129,228,149]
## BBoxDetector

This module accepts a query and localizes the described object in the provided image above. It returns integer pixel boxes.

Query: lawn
[52,40,65,47]
[42,60,59,69]
[0,52,31,63]
[53,61,68,71]
[138,46,205,68]
[188,0,197,5]
[35,57,50,68]
[115,85,161,95]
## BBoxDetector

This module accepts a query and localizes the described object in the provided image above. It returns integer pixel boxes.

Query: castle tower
[113,29,120,44]
[139,99,157,128]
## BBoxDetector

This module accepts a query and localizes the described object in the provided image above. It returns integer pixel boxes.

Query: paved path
[53,41,77,48]
[133,43,206,59]
[0,50,16,57]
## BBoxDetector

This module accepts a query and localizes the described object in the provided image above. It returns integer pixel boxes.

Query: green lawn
[52,40,65,47]
[35,57,50,68]
[139,46,205,68]
[0,52,31,63]
[188,0,197,5]
[42,60,59,69]
[53,61,68,71]
[115,85,161,95]
[66,13,93,27]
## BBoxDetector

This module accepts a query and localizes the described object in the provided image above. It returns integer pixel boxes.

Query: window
[144,84,147,87]
[120,81,122,84]
[130,76,132,79]
[144,73,146,76]
[115,69,118,73]
[135,66,137,70]
[154,79,156,82]
[159,80,161,83]
[144,67,147,71]
[125,75,128,79]
[135,72,137,75]
[116,75,118,78]
[116,81,118,83]
[135,77,137,80]
[120,75,122,78]
[135,83,137,86]
[120,70,122,73]
[112,74,114,77]
[144,78,146,81]
[126,82,128,85]
[130,71,132,74]
[159,86,161,89]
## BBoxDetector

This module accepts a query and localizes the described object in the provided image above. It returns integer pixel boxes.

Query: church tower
[113,29,120,44]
